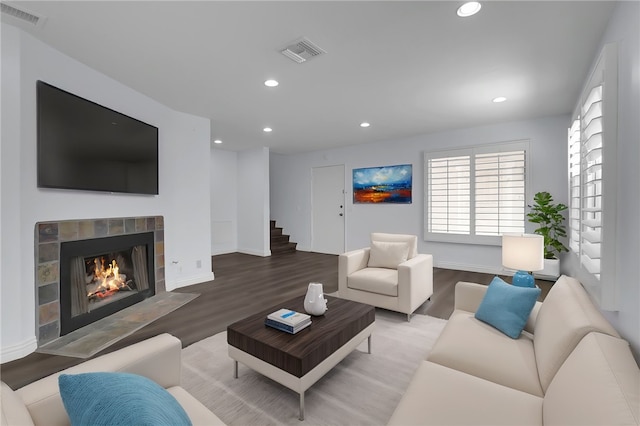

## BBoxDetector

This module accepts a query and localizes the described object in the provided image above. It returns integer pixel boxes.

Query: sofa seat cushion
[543,333,640,426]
[167,387,227,426]
[347,268,398,296]
[388,361,543,426]
[428,310,544,397]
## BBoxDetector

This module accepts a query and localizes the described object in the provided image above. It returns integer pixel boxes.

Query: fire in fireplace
[60,232,155,335]
[84,249,145,310]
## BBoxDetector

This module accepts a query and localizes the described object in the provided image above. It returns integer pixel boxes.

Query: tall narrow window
[425,141,529,245]
[581,85,603,279]
[567,42,618,309]
[475,150,526,236]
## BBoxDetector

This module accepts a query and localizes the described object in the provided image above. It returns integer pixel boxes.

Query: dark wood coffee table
[227,295,375,420]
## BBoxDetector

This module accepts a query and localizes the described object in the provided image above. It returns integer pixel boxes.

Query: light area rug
[181,309,447,425]
[37,292,199,358]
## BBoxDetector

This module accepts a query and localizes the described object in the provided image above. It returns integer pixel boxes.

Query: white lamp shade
[502,233,544,271]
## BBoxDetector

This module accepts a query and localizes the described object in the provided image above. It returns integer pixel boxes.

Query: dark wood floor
[1,251,551,390]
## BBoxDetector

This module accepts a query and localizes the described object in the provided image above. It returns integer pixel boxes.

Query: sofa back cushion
[543,332,639,425]
[371,233,417,259]
[534,275,620,392]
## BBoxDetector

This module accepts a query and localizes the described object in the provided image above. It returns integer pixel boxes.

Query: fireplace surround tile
[38,242,59,263]
[59,221,79,241]
[37,262,58,286]
[34,216,165,346]
[94,219,108,237]
[79,221,95,239]
[38,223,58,243]
[38,283,58,305]
[108,218,125,235]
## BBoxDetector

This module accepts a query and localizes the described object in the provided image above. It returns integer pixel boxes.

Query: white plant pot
[535,258,560,281]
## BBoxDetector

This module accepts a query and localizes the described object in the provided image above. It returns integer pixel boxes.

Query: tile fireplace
[35,216,165,346]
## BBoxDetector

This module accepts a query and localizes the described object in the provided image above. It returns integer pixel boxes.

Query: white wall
[565,1,640,358]
[210,148,238,255]
[271,115,568,274]
[1,25,213,362]
[237,147,270,256]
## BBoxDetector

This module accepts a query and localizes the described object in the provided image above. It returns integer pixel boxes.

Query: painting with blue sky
[353,164,412,204]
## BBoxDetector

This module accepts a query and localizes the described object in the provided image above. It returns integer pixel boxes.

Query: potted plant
[527,191,568,279]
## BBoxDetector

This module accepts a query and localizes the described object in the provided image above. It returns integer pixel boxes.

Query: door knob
[339,213,343,216]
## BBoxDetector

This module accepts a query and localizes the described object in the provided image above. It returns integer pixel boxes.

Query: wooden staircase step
[270,220,296,254]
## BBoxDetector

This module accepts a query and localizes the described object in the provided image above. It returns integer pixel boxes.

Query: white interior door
[312,165,345,254]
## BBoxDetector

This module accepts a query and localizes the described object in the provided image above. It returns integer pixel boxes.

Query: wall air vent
[280,37,326,64]
[1,2,47,28]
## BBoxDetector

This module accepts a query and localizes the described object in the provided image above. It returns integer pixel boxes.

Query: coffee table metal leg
[234,360,238,378]
[367,335,372,354]
[299,391,305,421]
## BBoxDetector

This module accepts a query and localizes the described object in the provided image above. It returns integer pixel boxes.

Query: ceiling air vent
[1,2,47,28]
[280,37,326,64]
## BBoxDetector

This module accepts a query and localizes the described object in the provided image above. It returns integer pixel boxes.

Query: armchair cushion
[347,267,398,296]
[371,233,418,259]
[367,241,409,269]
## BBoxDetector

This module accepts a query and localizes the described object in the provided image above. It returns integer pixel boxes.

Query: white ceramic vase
[304,282,327,316]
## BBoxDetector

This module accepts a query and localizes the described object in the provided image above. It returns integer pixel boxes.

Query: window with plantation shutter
[580,85,603,278]
[475,150,526,236]
[567,42,618,310]
[425,141,529,245]
[426,154,471,235]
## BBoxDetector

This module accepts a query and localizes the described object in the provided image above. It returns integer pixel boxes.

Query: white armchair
[338,233,433,321]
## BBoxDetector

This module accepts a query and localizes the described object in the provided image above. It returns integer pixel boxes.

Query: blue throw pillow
[58,372,192,426]
[474,276,541,339]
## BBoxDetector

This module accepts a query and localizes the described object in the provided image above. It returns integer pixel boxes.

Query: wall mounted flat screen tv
[37,80,159,195]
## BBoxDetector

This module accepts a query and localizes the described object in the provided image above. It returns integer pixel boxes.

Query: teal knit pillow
[475,276,541,339]
[58,372,192,426]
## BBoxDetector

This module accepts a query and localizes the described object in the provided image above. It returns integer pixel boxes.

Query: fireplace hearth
[35,216,165,346]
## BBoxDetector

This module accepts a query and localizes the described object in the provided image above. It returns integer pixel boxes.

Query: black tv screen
[37,80,159,195]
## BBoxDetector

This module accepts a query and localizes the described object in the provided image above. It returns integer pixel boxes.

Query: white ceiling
[2,1,616,154]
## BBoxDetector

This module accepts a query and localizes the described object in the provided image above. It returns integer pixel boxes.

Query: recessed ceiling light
[264,79,279,87]
[360,122,370,128]
[263,127,273,133]
[492,96,507,103]
[457,2,482,17]
[213,139,222,144]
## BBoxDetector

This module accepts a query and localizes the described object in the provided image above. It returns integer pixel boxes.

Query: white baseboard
[434,261,503,276]
[238,248,271,257]
[211,248,237,256]
[168,272,215,290]
[1,336,37,364]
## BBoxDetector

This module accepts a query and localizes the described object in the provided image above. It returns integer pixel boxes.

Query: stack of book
[265,309,312,334]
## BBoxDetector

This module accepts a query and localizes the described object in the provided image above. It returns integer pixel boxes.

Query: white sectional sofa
[389,275,640,425]
[1,333,225,426]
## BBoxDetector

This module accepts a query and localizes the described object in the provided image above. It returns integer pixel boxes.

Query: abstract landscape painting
[353,164,412,204]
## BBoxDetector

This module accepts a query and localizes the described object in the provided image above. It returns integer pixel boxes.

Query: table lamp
[501,233,544,288]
